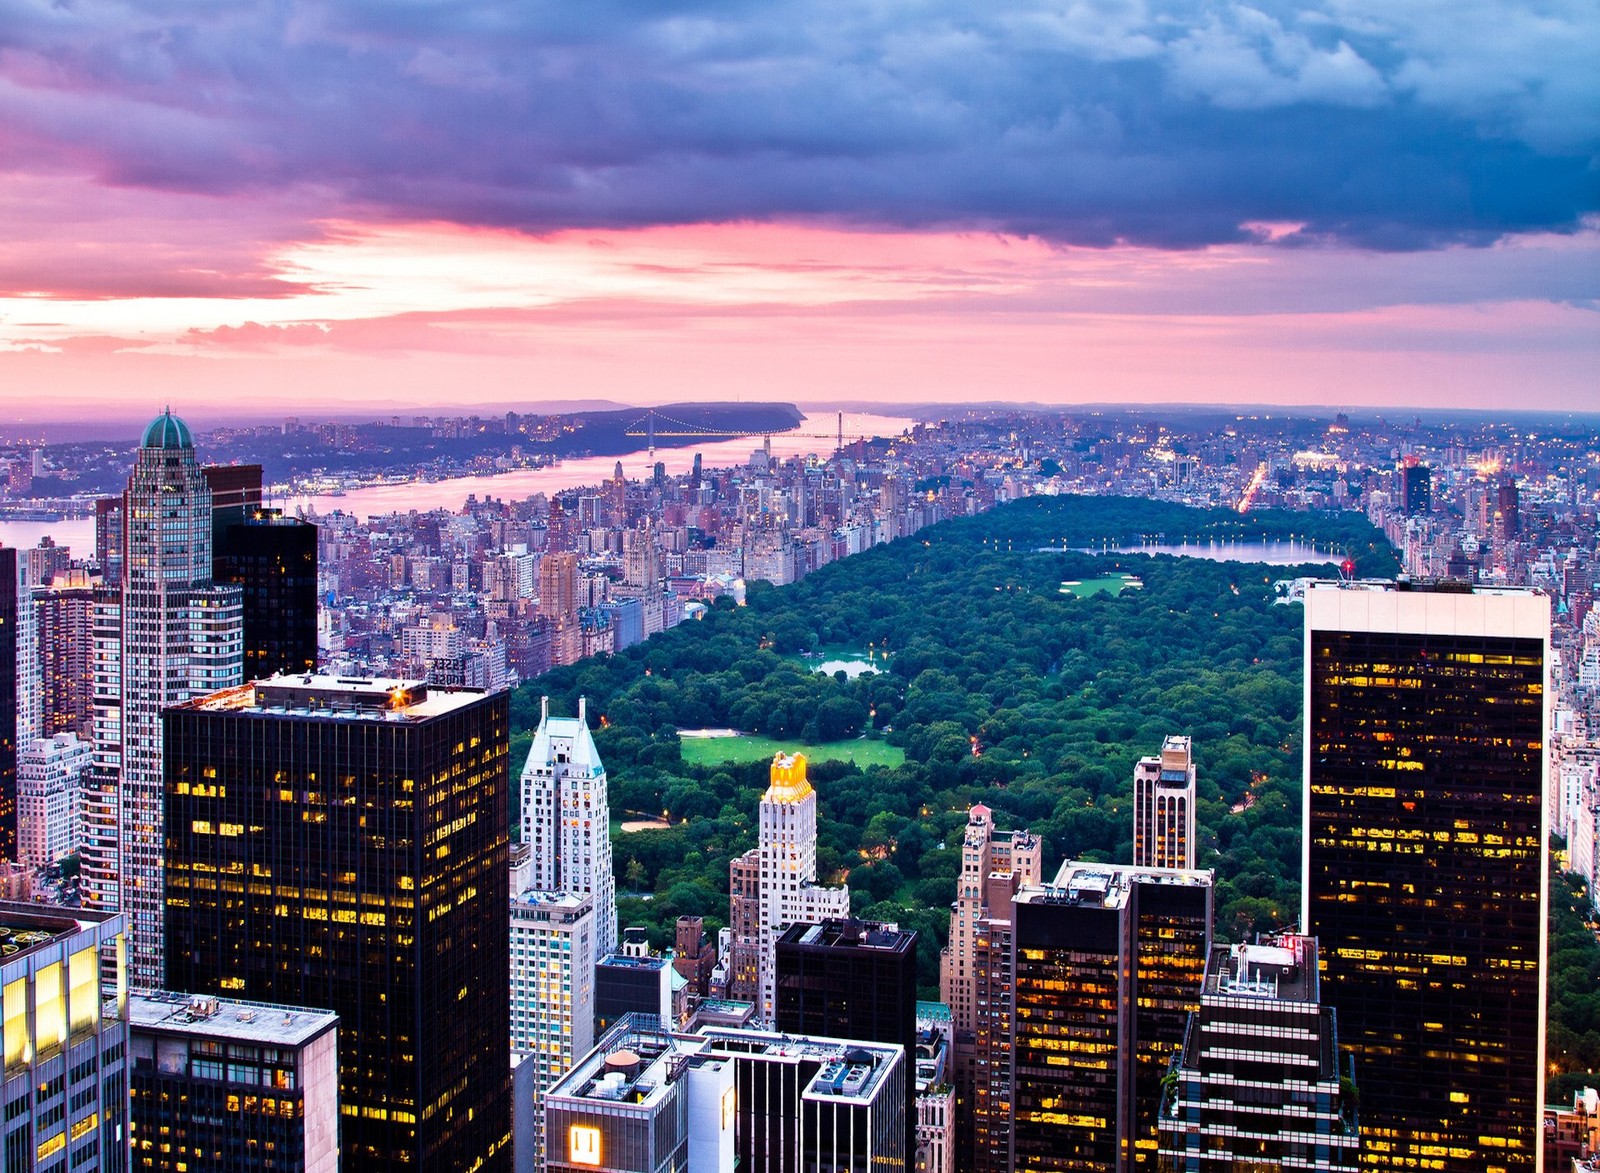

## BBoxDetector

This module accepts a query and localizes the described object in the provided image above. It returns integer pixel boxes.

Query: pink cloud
[0,213,1593,417]
[0,171,327,299]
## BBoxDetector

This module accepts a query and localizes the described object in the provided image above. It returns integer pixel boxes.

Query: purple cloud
[0,0,1594,248]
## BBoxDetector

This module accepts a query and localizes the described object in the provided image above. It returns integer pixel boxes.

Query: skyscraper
[509,889,596,1167]
[1399,461,1432,516]
[213,512,318,680]
[937,802,1041,1161]
[1304,580,1549,1173]
[1007,861,1213,1173]
[519,696,618,956]
[1132,734,1197,870]
[36,567,96,739]
[128,991,340,1173]
[17,731,90,869]
[1156,934,1360,1172]
[726,753,849,1024]
[0,547,20,863]
[775,918,919,1160]
[696,1024,909,1173]
[164,674,512,1172]
[595,928,677,1036]
[0,904,130,1173]
[83,411,243,986]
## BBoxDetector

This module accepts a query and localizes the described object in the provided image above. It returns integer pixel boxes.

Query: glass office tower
[1009,862,1213,1173]
[1304,581,1549,1173]
[163,675,512,1173]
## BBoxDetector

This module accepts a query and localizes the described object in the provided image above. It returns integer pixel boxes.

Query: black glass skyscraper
[1304,581,1548,1173]
[776,918,919,1160]
[1399,463,1432,516]
[213,514,318,678]
[163,675,512,1173]
[1009,862,1213,1173]
[202,464,318,679]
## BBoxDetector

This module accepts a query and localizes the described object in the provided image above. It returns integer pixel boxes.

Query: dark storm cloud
[1,0,1594,248]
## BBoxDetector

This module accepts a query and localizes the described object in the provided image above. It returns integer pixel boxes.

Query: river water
[0,411,913,555]
[280,411,911,520]
[0,517,97,559]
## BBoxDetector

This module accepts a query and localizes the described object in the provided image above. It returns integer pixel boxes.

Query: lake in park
[1071,538,1341,565]
[791,647,885,678]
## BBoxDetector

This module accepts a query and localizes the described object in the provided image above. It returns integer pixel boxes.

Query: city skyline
[0,394,1596,1170]
[1,1,1596,417]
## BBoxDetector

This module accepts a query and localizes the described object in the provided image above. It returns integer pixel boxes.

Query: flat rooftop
[598,953,670,972]
[128,991,338,1049]
[0,903,117,966]
[779,918,915,954]
[175,673,488,721]
[1308,578,1543,598]
[1203,936,1320,1005]
[1036,860,1214,910]
[695,1027,902,1103]
[547,1016,696,1113]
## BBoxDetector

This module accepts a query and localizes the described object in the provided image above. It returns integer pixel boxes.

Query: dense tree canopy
[511,496,1399,995]
[509,496,1594,1085]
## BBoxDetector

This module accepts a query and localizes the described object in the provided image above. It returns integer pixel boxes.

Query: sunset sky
[1,0,1596,423]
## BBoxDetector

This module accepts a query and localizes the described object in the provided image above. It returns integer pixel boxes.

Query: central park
[509,494,1600,1096]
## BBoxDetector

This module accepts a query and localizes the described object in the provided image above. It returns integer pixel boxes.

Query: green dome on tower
[141,409,194,450]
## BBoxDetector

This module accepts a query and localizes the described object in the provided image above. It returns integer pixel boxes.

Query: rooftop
[0,903,118,967]
[1034,860,1214,910]
[141,409,193,451]
[128,991,338,1049]
[779,918,915,954]
[175,673,489,721]
[547,1015,696,1113]
[1203,935,1319,1005]
[511,890,592,919]
[599,952,670,972]
[695,1027,903,1103]
[765,751,814,804]
[1307,577,1544,599]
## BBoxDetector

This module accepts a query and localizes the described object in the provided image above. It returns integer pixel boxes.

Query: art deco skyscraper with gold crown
[727,753,849,1024]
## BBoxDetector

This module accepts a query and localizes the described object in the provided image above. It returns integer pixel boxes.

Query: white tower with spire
[518,696,618,955]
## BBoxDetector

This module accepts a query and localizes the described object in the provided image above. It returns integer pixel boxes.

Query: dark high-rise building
[1304,581,1549,1173]
[776,918,918,1161]
[129,991,340,1173]
[164,674,512,1173]
[970,915,1015,1173]
[1399,461,1431,516]
[1156,935,1360,1172]
[213,514,318,679]
[201,464,264,529]
[1498,479,1521,537]
[697,1025,909,1173]
[201,464,318,679]
[1008,862,1213,1173]
[595,927,675,1037]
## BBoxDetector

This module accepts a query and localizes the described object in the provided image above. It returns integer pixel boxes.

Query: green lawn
[679,732,905,769]
[1059,573,1142,598]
